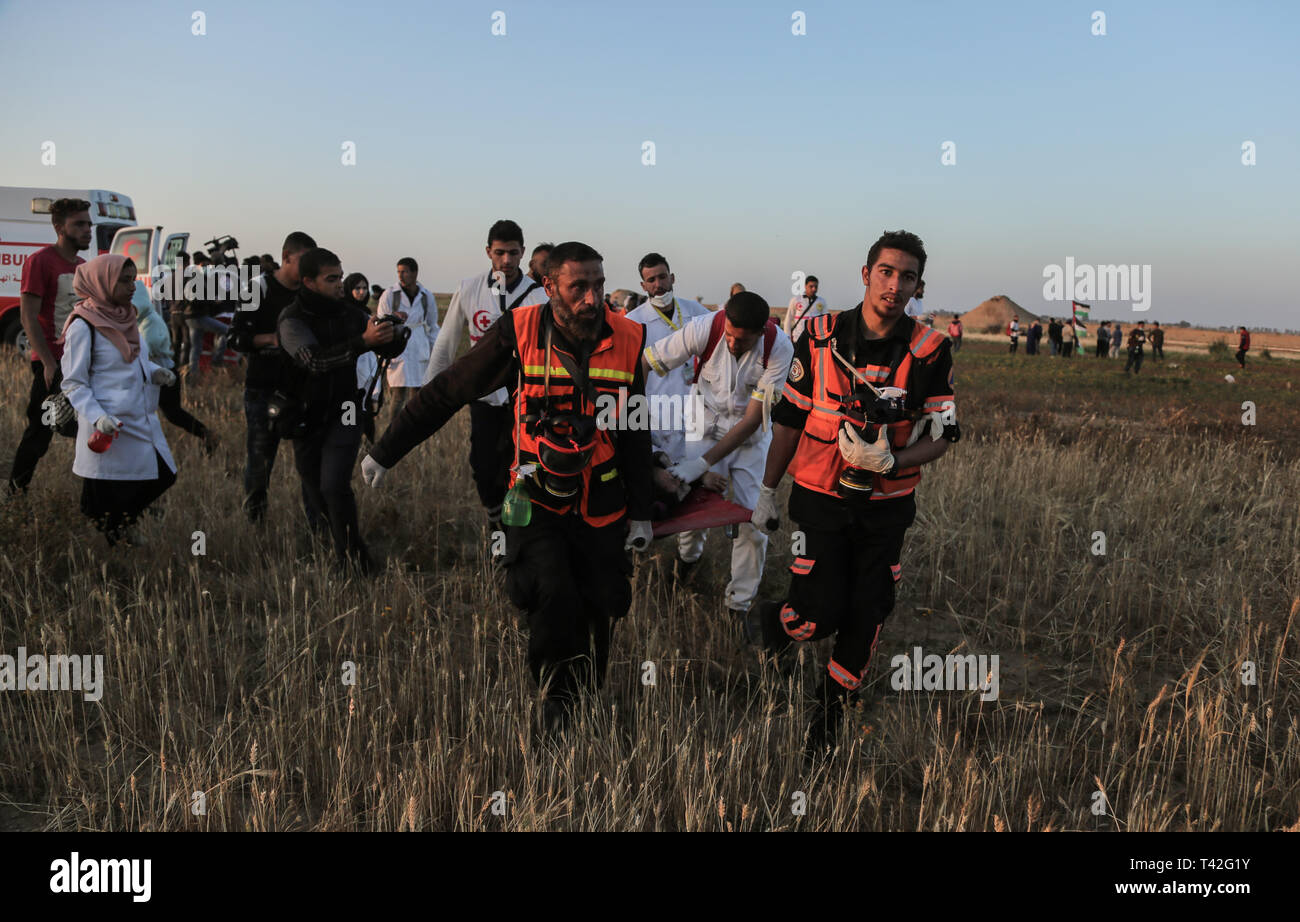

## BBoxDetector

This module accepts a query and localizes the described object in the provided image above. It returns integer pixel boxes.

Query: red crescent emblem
[472,309,492,334]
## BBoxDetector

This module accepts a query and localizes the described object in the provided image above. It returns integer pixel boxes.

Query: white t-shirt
[625,296,711,458]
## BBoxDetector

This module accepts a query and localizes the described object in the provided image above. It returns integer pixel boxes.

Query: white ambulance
[0,186,140,352]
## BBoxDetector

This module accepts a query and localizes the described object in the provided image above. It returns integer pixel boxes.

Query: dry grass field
[1,338,1297,831]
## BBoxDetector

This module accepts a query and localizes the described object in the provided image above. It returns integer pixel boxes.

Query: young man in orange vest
[360,242,654,731]
[749,230,958,752]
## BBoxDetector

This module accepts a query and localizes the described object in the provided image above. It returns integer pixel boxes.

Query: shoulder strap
[762,318,777,366]
[693,310,729,384]
[75,314,97,374]
[508,281,542,311]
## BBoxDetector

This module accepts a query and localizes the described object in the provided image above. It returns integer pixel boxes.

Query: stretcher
[651,487,754,538]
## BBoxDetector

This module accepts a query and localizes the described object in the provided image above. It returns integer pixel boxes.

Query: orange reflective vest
[784,311,947,501]
[510,302,645,526]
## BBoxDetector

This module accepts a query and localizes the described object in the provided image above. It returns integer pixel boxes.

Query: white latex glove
[361,454,389,488]
[751,484,780,535]
[94,415,122,435]
[625,519,653,552]
[150,368,176,387]
[838,424,895,473]
[668,456,711,486]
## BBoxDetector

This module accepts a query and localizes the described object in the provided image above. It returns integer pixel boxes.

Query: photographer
[278,248,406,574]
[748,230,957,753]
[229,231,321,524]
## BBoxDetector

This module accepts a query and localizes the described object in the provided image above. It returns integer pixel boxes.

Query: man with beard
[361,242,653,731]
[7,198,91,494]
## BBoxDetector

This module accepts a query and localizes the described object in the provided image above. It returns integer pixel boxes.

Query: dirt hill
[957,296,1041,333]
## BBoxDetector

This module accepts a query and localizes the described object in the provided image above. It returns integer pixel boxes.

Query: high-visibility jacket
[785,311,948,501]
[510,302,645,526]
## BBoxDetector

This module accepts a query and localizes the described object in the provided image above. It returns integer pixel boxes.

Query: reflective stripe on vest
[510,303,644,526]
[788,312,943,500]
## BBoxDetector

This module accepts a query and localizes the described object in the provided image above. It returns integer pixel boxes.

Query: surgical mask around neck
[649,292,674,310]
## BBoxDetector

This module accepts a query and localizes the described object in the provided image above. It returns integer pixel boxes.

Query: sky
[1,0,1297,328]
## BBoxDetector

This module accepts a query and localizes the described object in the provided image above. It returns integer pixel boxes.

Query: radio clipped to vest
[515,317,601,508]
[827,338,913,496]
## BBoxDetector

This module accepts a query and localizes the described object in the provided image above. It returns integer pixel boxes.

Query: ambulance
[0,186,141,352]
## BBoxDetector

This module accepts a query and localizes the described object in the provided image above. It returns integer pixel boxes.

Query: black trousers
[469,401,513,516]
[504,506,632,703]
[778,488,915,693]
[243,386,323,527]
[1124,350,1144,374]
[157,377,207,438]
[1152,343,1164,360]
[1236,349,1247,368]
[292,413,369,570]
[8,360,58,492]
[170,313,190,369]
[80,450,177,545]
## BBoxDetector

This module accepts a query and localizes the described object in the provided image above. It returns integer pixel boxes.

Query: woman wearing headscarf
[344,272,381,445]
[59,255,178,546]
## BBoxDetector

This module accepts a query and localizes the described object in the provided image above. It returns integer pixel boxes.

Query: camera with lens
[835,385,909,496]
[374,314,412,346]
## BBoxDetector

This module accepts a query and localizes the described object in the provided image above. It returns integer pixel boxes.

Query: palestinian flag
[1072,301,1090,354]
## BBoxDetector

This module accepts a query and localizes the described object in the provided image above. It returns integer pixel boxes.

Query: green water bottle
[502,466,534,527]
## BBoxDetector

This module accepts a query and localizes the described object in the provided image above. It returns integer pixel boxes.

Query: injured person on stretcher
[649,450,754,537]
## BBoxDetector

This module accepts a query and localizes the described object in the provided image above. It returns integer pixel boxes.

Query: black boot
[541,696,571,740]
[805,678,851,757]
[746,600,791,657]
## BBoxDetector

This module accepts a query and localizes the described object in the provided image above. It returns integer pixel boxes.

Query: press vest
[786,311,945,501]
[510,302,645,526]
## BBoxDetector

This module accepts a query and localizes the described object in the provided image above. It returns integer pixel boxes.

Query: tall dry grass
[1,354,1297,831]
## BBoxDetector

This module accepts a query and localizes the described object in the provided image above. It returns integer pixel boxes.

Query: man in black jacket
[1048,318,1063,356]
[278,247,404,574]
[230,231,322,525]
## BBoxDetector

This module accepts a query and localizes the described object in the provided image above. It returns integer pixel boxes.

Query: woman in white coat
[376,257,438,414]
[59,255,178,546]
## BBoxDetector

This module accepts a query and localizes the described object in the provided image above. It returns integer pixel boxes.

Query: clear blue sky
[2,0,1297,328]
